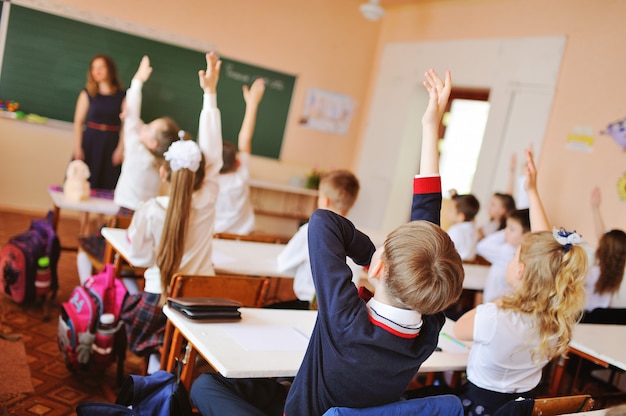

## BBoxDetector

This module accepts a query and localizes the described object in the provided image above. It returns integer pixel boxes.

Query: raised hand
[243,78,266,107]
[421,69,451,127]
[198,52,221,94]
[133,56,152,83]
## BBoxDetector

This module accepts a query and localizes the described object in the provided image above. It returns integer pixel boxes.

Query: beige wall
[370,0,626,240]
[2,0,625,241]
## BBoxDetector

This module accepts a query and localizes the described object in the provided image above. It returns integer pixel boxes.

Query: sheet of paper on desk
[438,332,471,354]
[218,324,310,351]
[212,251,237,264]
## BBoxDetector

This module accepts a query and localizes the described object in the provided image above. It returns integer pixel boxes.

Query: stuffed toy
[64,160,91,202]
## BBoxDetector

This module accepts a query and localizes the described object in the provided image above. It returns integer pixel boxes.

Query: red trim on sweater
[414,176,441,195]
[368,315,420,339]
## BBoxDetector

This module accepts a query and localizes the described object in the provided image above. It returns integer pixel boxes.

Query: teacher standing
[73,54,126,235]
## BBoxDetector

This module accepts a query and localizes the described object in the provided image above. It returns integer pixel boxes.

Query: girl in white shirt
[120,52,223,374]
[453,150,588,415]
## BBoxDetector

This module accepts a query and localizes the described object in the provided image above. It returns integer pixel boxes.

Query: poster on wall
[299,88,355,135]
[618,172,626,202]
[566,125,594,152]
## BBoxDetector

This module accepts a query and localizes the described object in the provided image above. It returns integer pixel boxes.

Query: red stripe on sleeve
[414,176,441,195]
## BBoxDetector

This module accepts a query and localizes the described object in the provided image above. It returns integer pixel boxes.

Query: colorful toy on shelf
[0,100,5,111]
[5,100,19,112]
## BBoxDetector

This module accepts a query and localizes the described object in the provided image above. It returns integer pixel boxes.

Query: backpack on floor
[58,263,128,372]
[0,210,60,304]
[76,370,193,416]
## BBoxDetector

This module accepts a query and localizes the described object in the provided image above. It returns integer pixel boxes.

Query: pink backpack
[58,264,128,372]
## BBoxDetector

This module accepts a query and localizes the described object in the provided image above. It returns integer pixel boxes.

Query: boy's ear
[368,257,385,280]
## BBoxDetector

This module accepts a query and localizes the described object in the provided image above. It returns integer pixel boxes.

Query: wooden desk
[162,305,470,392]
[550,324,626,395]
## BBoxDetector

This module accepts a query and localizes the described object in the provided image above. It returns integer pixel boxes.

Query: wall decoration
[299,88,355,135]
[618,172,626,202]
[566,125,594,152]
[601,118,626,151]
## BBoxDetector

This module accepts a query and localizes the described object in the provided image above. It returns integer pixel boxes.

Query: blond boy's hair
[383,221,464,314]
[318,170,360,214]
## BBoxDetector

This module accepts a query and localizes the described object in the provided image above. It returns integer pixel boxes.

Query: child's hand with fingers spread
[133,56,152,83]
[198,52,221,94]
[421,69,451,126]
[590,186,601,208]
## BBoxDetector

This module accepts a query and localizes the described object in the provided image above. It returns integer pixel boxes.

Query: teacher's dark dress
[81,89,125,190]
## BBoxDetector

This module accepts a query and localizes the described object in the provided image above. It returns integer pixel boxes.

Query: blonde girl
[453,150,588,415]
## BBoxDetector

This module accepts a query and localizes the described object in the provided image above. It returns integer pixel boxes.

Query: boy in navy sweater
[190,69,464,416]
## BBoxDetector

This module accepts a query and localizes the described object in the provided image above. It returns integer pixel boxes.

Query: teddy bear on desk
[64,160,91,202]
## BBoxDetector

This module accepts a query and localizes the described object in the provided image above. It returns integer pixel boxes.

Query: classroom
[0,0,625,414]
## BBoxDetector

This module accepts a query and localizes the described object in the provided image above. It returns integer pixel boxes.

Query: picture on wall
[299,88,355,135]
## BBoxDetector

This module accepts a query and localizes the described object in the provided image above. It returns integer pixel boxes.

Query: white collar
[366,298,423,338]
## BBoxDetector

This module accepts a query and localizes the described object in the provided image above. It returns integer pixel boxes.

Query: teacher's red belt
[86,122,121,132]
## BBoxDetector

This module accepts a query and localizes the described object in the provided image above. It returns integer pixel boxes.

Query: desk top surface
[48,188,119,215]
[102,227,292,278]
[163,306,469,378]
[461,264,489,291]
[570,323,626,371]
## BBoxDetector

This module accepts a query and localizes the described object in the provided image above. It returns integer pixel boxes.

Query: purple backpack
[0,211,60,304]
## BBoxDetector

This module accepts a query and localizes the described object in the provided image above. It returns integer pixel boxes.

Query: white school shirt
[584,265,612,311]
[276,222,364,302]
[447,221,478,262]
[468,303,550,393]
[584,245,626,308]
[476,230,517,302]
[125,93,223,294]
[214,152,255,235]
[114,79,162,211]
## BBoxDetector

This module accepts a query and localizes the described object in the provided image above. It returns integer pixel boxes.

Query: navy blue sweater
[284,176,445,416]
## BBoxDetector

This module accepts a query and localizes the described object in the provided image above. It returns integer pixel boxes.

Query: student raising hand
[133,55,153,83]
[198,52,221,94]
[421,69,451,175]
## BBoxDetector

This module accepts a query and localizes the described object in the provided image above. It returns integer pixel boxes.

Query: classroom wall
[361,0,626,240]
[2,0,624,242]
[0,0,380,212]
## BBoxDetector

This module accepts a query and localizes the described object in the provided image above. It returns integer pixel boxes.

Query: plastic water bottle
[92,313,116,370]
[35,256,51,297]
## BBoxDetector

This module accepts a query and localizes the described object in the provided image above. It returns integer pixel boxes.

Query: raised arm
[238,78,265,154]
[590,187,606,241]
[411,69,451,224]
[123,56,152,139]
[420,69,451,175]
[524,149,550,232]
[197,52,223,176]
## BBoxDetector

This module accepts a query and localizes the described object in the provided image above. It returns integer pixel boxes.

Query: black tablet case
[168,297,242,321]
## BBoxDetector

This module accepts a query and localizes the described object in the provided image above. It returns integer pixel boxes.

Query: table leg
[549,354,569,396]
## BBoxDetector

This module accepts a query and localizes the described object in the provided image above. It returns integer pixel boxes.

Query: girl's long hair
[594,229,626,295]
[85,54,123,97]
[156,135,206,304]
[500,231,588,363]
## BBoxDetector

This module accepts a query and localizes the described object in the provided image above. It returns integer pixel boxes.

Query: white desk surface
[48,188,119,215]
[570,323,626,371]
[101,227,292,278]
[462,264,489,291]
[163,305,469,378]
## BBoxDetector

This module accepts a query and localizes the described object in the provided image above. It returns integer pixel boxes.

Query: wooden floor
[0,209,144,415]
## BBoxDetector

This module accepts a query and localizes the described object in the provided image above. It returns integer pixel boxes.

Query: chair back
[169,273,270,308]
[532,394,594,416]
[214,232,290,245]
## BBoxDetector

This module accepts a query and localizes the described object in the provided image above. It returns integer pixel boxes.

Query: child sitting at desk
[582,186,626,314]
[478,192,516,240]
[453,150,588,415]
[478,208,530,302]
[189,68,464,416]
[274,169,362,310]
[119,52,223,374]
[77,55,181,285]
[446,193,480,262]
[214,77,265,235]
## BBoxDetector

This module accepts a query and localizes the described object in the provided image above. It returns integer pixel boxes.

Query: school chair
[493,394,594,416]
[322,394,464,415]
[213,232,290,245]
[160,273,271,392]
[531,394,594,415]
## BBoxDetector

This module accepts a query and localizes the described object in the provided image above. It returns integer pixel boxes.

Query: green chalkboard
[0,4,295,159]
